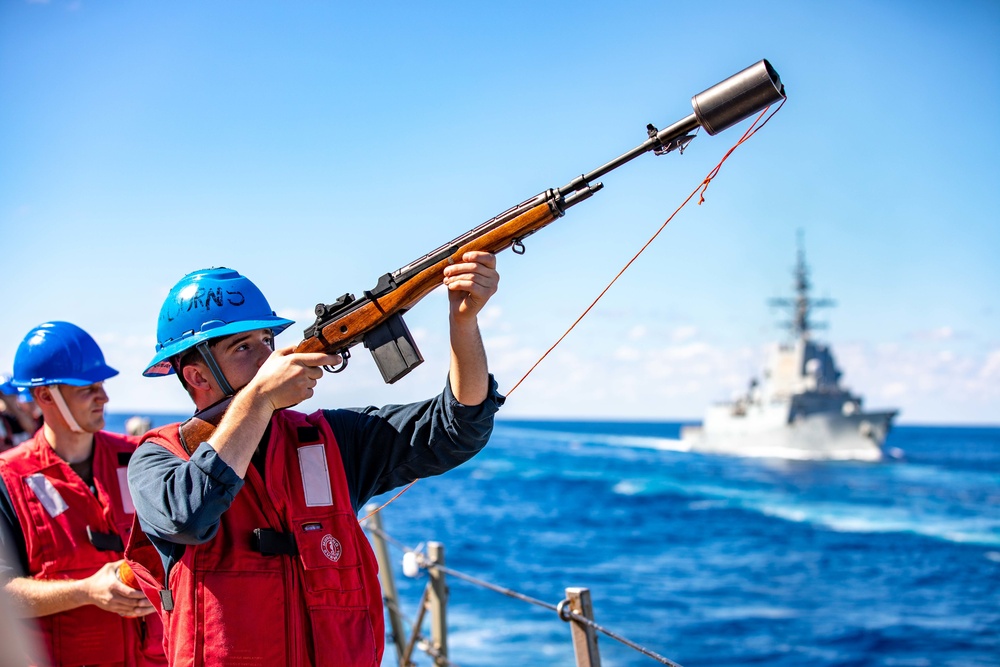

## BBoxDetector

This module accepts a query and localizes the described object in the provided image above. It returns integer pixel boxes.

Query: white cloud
[477,305,504,330]
[612,345,642,362]
[981,349,1000,380]
[486,326,1000,424]
[660,342,713,362]
[87,302,998,425]
[671,325,699,342]
[912,326,959,341]
[275,307,320,325]
[836,340,999,423]
[879,382,909,399]
[627,325,647,341]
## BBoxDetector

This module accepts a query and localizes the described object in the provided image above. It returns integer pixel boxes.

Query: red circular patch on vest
[321,534,342,562]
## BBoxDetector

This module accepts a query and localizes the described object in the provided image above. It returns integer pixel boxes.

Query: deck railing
[363,508,682,667]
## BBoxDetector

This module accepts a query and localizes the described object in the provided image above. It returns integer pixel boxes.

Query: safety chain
[365,524,683,666]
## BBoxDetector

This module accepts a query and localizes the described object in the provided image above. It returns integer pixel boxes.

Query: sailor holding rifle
[125,253,502,666]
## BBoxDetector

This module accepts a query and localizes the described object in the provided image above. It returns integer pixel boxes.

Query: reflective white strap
[49,386,84,434]
[117,467,135,514]
[25,473,69,518]
[297,444,333,507]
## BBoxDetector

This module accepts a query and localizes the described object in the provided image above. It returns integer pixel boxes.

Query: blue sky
[1,1,997,424]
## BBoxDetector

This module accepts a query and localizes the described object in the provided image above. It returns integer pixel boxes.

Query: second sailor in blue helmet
[127,257,505,667]
[0,373,40,452]
[0,321,164,666]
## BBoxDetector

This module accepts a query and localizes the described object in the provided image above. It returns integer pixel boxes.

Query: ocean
[107,415,1000,666]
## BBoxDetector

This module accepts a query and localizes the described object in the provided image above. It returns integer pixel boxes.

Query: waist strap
[251,528,298,556]
[86,526,125,552]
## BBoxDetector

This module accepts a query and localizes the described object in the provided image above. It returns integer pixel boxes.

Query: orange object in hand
[117,561,140,590]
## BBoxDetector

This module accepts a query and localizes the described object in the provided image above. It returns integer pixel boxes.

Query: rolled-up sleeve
[327,374,505,512]
[128,441,244,545]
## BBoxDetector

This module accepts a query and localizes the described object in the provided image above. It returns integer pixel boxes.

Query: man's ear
[181,363,213,394]
[32,386,54,407]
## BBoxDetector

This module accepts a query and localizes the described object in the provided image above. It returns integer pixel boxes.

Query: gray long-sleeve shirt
[126,376,503,578]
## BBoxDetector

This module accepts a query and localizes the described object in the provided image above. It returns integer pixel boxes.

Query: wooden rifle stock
[295,201,557,356]
[178,201,559,453]
[176,59,785,452]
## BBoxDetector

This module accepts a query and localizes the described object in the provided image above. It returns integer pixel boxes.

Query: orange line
[507,100,785,397]
[361,100,785,520]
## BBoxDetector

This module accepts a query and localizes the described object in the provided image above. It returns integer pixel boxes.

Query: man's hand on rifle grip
[443,251,499,322]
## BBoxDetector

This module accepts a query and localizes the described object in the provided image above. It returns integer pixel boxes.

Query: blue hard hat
[145,267,294,377]
[12,322,119,387]
[0,374,17,396]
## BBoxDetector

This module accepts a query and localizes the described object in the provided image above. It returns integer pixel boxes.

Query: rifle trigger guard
[323,349,350,374]
[512,239,526,255]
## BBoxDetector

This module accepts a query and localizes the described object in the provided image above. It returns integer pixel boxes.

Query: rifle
[179,59,785,452]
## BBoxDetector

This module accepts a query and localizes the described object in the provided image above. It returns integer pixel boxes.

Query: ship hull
[681,409,896,461]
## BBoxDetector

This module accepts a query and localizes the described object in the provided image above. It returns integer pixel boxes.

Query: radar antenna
[768,230,835,340]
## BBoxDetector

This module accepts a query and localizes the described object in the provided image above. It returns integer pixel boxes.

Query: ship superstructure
[681,239,898,460]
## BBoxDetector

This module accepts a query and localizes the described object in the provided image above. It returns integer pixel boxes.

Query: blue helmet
[12,322,119,387]
[0,374,17,396]
[145,267,294,377]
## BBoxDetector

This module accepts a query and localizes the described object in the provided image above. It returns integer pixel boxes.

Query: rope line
[559,605,683,667]
[359,480,418,522]
[366,524,683,666]
[364,524,408,551]
[358,101,783,520]
[506,100,784,397]
[365,526,559,612]
[424,561,559,613]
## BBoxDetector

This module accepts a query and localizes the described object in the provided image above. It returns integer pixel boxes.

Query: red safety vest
[125,409,384,667]
[0,430,166,667]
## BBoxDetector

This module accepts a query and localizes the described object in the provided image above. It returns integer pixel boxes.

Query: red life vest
[0,430,166,667]
[125,409,384,667]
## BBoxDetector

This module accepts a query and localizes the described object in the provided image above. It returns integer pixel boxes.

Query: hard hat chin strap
[49,386,85,434]
[195,342,235,398]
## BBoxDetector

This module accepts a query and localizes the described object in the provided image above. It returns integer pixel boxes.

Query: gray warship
[680,240,898,461]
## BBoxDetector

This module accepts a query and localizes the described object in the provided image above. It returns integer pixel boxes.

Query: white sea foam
[602,435,692,452]
[758,500,1000,547]
[498,424,1000,547]
[609,474,1000,547]
[499,424,886,461]
[702,605,799,621]
[495,424,690,453]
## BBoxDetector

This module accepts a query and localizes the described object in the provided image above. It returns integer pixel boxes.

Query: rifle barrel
[561,114,700,200]
[178,58,786,441]
[561,59,784,199]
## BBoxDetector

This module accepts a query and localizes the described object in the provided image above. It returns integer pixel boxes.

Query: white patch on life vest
[25,473,69,518]
[297,444,333,507]
[117,467,135,515]
[321,534,342,562]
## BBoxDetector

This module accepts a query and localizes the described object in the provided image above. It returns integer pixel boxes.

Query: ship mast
[769,231,834,340]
